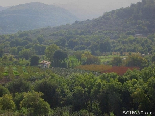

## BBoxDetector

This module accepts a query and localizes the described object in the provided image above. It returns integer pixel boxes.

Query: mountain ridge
[55,0,141,20]
[0,6,7,11]
[0,2,78,34]
[51,0,155,36]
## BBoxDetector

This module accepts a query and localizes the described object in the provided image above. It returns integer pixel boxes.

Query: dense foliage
[1,0,155,115]
[1,64,155,115]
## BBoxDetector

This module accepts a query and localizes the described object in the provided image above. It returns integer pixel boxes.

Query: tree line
[1,64,155,115]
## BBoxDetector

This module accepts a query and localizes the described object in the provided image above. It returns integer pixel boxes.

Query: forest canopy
[1,0,155,115]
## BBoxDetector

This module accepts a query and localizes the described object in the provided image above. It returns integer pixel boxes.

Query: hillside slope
[0,6,6,11]
[0,2,78,34]
[56,0,141,20]
[89,0,155,35]
[1,1,155,58]
[46,0,155,36]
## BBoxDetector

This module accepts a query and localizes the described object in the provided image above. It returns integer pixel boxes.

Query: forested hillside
[5,0,154,42]
[0,0,155,64]
[0,2,78,34]
[40,0,155,36]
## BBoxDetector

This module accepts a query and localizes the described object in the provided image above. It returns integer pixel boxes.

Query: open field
[98,55,127,63]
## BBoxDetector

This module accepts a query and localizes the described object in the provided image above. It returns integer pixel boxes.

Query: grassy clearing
[98,55,127,63]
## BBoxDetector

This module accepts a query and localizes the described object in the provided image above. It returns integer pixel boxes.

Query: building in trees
[39,60,51,68]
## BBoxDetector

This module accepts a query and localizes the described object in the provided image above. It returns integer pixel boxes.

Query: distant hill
[16,0,155,40]
[1,0,155,37]
[0,6,7,11]
[0,6,3,11]
[0,2,78,34]
[1,0,155,56]
[87,0,155,35]
[56,0,141,20]
[47,0,155,37]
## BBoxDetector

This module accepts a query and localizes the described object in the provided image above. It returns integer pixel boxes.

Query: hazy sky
[0,0,142,20]
[1,0,73,6]
[0,0,141,7]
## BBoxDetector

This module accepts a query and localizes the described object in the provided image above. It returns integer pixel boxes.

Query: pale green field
[98,55,127,63]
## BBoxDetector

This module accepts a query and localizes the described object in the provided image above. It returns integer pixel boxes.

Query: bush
[0,85,10,97]
[6,78,31,94]
[0,94,15,110]
[20,91,51,115]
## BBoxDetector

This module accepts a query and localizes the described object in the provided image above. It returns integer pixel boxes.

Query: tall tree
[0,49,3,57]
[20,91,51,115]
[124,54,148,69]
[30,56,39,66]
[111,57,122,66]
[45,44,59,62]
[19,49,35,60]
[0,94,15,111]
[52,50,68,67]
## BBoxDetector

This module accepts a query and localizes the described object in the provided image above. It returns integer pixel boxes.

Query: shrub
[0,94,15,110]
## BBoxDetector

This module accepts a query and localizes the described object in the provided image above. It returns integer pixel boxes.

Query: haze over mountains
[0,0,142,21]
[56,0,142,20]
[0,2,78,34]
[16,0,154,39]
[0,1,143,35]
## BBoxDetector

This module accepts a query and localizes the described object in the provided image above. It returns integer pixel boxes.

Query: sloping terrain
[0,2,78,34]
[48,0,155,36]
[0,6,8,11]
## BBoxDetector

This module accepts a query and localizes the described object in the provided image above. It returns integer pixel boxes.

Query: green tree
[68,39,79,49]
[68,56,80,68]
[74,45,87,51]
[146,77,155,112]
[20,91,51,115]
[0,94,15,110]
[0,85,10,97]
[33,44,46,55]
[30,55,39,66]
[45,44,59,62]
[53,50,68,61]
[34,78,59,108]
[20,40,29,46]
[54,38,67,47]
[14,93,24,110]
[111,57,122,66]
[6,78,31,94]
[99,39,111,53]
[89,42,100,55]
[52,50,68,67]
[10,47,17,55]
[68,73,96,112]
[19,49,35,60]
[98,77,122,115]
[124,54,148,69]
[72,86,86,111]
[0,49,4,57]
[17,46,23,54]
[37,35,45,44]
[131,88,151,112]
[81,52,100,65]
[73,51,83,62]
[151,54,155,63]
[10,39,21,47]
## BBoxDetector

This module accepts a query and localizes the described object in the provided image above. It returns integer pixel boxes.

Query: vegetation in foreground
[0,55,155,115]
